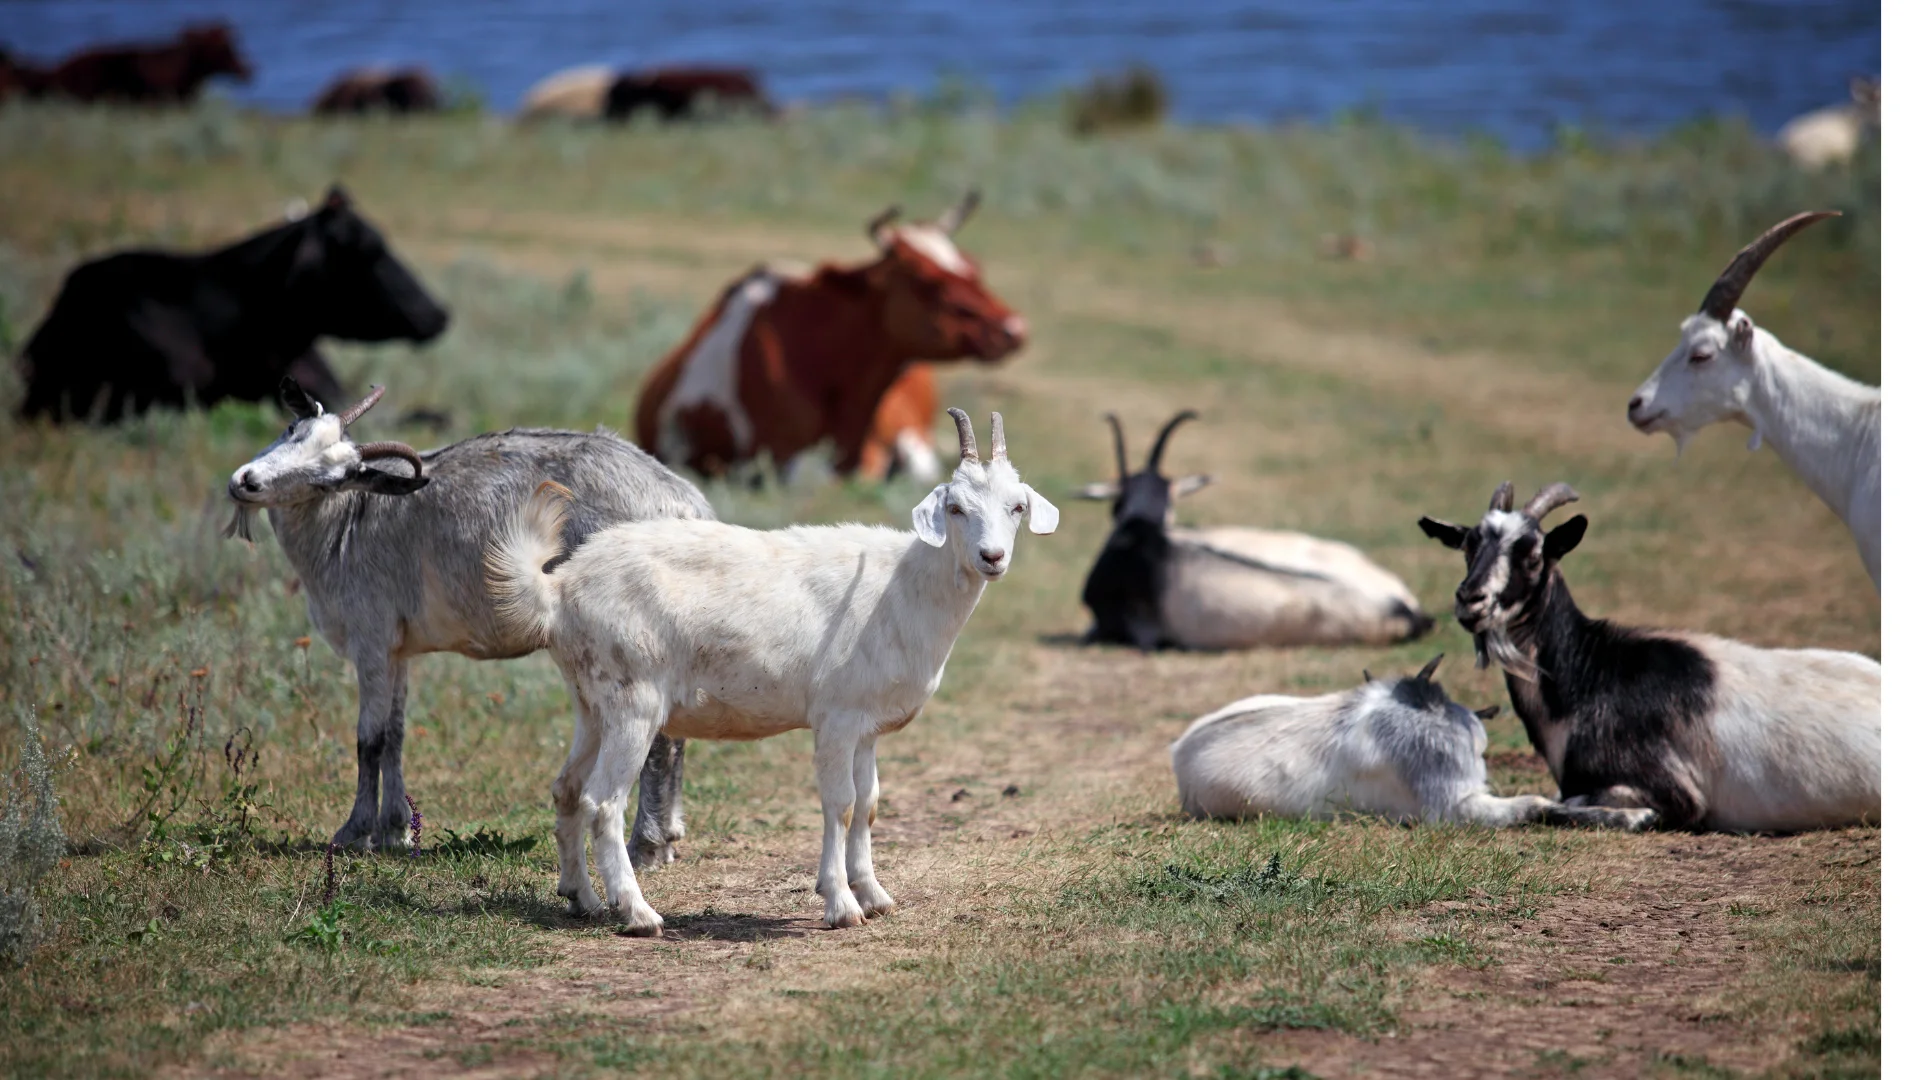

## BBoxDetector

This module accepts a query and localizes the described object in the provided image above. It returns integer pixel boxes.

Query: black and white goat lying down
[1171,655,1652,829]
[1078,411,1431,650]
[1419,481,1879,833]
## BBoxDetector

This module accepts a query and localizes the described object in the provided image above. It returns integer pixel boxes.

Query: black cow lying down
[15,185,448,422]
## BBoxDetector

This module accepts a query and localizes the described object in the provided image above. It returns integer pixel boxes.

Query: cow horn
[989,411,1007,461]
[937,188,981,235]
[336,385,386,427]
[1417,654,1445,682]
[1104,412,1129,478]
[1146,410,1199,475]
[948,407,979,462]
[1488,481,1514,513]
[1521,482,1580,521]
[356,441,425,478]
[1698,211,1840,322]
[867,205,902,245]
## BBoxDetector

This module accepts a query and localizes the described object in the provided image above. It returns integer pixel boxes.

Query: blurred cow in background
[1779,77,1879,170]
[520,64,773,122]
[15,186,448,423]
[633,190,1026,482]
[313,68,440,114]
[25,22,251,104]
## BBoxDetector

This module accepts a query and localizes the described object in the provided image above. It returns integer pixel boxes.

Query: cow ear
[1418,516,1469,549]
[1023,485,1059,535]
[1543,515,1587,562]
[279,376,321,418]
[912,484,951,547]
[343,464,429,497]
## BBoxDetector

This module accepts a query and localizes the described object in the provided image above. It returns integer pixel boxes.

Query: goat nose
[979,547,1006,565]
[1627,395,1644,415]
[240,469,262,493]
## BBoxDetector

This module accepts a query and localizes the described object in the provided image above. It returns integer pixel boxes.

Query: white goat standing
[1171,655,1652,829]
[488,409,1058,934]
[1627,211,1880,590]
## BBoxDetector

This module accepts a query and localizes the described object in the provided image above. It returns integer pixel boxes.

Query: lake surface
[0,0,1880,149]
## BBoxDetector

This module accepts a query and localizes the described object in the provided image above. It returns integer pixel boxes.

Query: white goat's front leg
[552,695,604,917]
[377,660,412,849]
[582,683,667,936]
[333,653,399,850]
[812,719,866,929]
[1447,791,1558,828]
[846,734,894,918]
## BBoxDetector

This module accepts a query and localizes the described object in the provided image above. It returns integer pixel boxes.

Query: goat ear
[911,484,950,547]
[1729,314,1754,354]
[1544,515,1587,562]
[342,464,430,497]
[1023,485,1060,535]
[279,376,321,418]
[1474,704,1502,721]
[1418,516,1469,549]
[1074,480,1120,500]
[1170,474,1213,500]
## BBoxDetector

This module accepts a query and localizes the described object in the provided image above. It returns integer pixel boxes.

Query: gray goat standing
[225,379,713,860]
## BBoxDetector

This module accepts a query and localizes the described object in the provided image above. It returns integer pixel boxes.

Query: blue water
[0,0,1879,149]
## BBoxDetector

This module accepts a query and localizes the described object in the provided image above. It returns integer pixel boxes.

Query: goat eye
[947,504,963,516]
[1011,504,1026,516]
[1690,350,1714,364]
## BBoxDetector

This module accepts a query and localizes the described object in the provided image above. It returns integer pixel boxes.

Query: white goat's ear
[1074,480,1120,500]
[1171,473,1213,500]
[912,484,951,547]
[1729,314,1754,354]
[1024,485,1060,535]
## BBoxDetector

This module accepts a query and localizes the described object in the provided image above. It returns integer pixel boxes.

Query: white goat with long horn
[1626,212,1880,590]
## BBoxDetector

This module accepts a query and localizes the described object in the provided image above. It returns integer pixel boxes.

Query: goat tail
[486,480,573,645]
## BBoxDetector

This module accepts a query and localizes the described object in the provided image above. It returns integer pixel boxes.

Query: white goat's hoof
[1622,808,1658,832]
[852,878,896,918]
[823,890,868,929]
[614,901,666,937]
[559,886,602,917]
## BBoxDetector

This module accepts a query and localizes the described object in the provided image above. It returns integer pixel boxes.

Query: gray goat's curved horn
[1103,413,1129,478]
[989,411,1007,461]
[867,204,903,245]
[948,407,979,462]
[1146,410,1199,474]
[1522,482,1580,521]
[1489,481,1514,513]
[937,188,981,234]
[1417,654,1445,682]
[356,441,425,478]
[336,385,387,427]
[1362,669,1374,683]
[1699,211,1841,322]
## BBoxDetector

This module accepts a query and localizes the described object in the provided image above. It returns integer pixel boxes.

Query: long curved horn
[1146,410,1199,475]
[1488,481,1514,513]
[989,411,1007,461]
[1103,413,1129,478]
[1699,211,1841,322]
[937,188,981,235]
[356,441,425,478]
[867,205,902,245]
[948,407,979,462]
[1521,482,1580,521]
[1417,654,1444,682]
[336,385,386,427]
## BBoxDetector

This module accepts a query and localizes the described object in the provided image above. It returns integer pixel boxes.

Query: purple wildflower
[405,794,423,857]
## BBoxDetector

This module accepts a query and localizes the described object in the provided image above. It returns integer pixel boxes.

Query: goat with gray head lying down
[225,379,712,859]
[1077,411,1431,650]
[1627,211,1880,590]
[1171,655,1652,829]
[1419,481,1879,833]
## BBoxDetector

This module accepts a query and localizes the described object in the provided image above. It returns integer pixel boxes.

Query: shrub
[1069,65,1169,135]
[0,707,66,967]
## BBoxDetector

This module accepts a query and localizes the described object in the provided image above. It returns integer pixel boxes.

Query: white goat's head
[224,379,428,538]
[911,408,1058,582]
[1418,481,1586,674]
[1627,211,1839,453]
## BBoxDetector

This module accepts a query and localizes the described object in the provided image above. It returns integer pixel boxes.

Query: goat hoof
[614,904,666,937]
[823,891,868,929]
[628,840,677,870]
[1622,809,1658,832]
[852,879,895,917]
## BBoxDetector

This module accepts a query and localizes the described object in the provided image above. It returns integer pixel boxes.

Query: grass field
[0,100,1881,1078]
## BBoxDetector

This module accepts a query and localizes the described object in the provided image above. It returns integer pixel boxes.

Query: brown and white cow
[633,191,1025,481]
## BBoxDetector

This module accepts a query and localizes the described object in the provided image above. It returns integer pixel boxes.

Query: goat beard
[222,502,259,543]
[1475,625,1542,683]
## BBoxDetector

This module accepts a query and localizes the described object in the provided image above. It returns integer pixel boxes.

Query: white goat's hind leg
[552,697,604,916]
[812,719,866,929]
[846,734,895,918]
[584,685,667,936]
[1448,792,1558,828]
